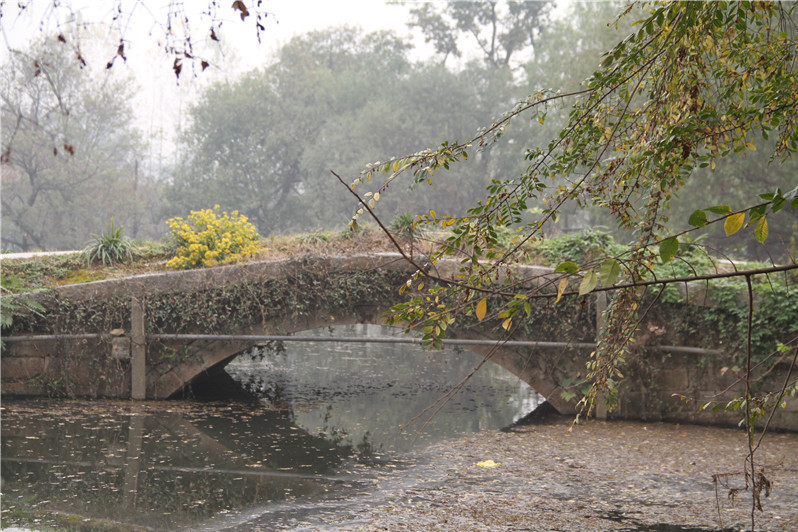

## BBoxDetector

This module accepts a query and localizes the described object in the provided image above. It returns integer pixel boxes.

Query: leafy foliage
[0,274,45,333]
[165,206,261,269]
[81,219,136,267]
[527,228,627,266]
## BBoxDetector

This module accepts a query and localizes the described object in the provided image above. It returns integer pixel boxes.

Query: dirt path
[0,250,79,260]
[271,417,798,531]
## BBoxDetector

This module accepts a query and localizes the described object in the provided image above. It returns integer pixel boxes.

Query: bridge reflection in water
[1,326,540,530]
[1,401,348,530]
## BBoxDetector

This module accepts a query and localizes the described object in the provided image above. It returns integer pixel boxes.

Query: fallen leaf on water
[476,460,500,468]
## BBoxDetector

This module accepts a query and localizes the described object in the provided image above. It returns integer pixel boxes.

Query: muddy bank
[268,417,798,531]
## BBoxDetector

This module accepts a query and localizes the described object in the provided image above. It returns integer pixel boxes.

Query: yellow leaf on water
[476,460,500,468]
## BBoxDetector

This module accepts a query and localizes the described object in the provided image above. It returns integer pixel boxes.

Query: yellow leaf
[724,212,745,236]
[374,192,380,201]
[578,271,598,296]
[429,209,437,218]
[475,298,487,321]
[476,460,500,468]
[537,115,545,125]
[555,277,568,303]
[502,317,512,330]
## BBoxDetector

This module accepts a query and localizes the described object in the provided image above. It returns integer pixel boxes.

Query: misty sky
[1,1,420,161]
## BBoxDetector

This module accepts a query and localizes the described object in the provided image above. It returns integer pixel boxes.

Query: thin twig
[744,274,756,531]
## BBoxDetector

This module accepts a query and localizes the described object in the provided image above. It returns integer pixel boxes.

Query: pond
[1,325,542,531]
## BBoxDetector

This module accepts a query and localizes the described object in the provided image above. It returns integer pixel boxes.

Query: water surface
[1,325,541,530]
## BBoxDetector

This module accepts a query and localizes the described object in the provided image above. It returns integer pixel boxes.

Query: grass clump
[82,218,136,267]
[389,211,426,240]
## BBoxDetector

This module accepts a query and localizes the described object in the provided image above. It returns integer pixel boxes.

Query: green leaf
[578,271,598,296]
[475,297,487,321]
[688,209,708,227]
[599,259,621,286]
[754,215,768,243]
[554,261,579,274]
[747,204,766,224]
[724,212,745,236]
[659,237,679,264]
[707,205,732,215]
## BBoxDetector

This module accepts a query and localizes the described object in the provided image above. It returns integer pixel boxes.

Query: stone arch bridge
[3,253,796,430]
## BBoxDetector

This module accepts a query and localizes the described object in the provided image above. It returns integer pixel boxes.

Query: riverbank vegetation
[2,225,792,292]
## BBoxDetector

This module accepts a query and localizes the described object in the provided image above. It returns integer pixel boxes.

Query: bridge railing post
[131,297,147,400]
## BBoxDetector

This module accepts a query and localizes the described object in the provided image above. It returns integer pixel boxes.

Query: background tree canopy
[167,25,538,235]
[1,36,160,251]
[2,1,795,263]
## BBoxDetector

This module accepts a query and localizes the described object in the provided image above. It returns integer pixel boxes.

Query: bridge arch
[148,294,580,415]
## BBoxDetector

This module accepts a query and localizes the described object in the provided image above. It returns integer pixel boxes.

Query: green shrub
[166,205,261,269]
[82,218,136,266]
[528,228,627,265]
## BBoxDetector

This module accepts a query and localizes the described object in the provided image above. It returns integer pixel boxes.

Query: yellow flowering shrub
[166,205,261,269]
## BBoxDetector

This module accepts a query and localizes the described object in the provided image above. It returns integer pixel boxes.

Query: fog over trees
[1,1,795,258]
[1,35,161,250]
